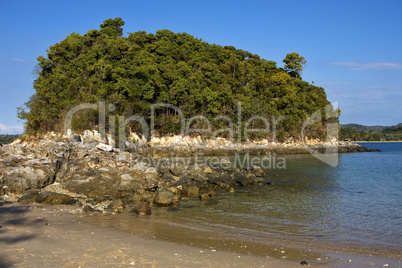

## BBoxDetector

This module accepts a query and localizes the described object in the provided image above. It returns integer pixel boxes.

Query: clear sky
[0,0,401,134]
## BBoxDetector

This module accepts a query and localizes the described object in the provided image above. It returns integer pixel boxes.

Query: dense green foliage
[18,18,333,141]
[340,123,402,141]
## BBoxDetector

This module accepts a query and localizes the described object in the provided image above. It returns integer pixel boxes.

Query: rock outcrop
[0,135,269,212]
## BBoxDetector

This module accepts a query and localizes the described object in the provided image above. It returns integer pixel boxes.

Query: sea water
[89,142,402,264]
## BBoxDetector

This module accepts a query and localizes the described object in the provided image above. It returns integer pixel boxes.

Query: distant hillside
[340,123,402,141]
[341,124,386,133]
[0,134,19,144]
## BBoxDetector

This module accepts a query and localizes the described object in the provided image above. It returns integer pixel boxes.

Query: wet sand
[0,203,304,268]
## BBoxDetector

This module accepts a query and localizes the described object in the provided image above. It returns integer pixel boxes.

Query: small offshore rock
[300,260,309,265]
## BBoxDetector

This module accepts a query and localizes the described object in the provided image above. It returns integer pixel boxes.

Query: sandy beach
[0,202,306,268]
[1,202,400,268]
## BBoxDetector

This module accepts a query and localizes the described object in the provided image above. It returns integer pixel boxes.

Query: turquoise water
[149,142,402,251]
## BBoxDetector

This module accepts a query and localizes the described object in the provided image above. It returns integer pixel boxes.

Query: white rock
[96,143,114,152]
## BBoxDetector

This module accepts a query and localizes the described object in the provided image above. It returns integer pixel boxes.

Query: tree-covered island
[18,18,336,142]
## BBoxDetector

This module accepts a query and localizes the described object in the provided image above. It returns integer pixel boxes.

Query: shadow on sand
[0,203,46,267]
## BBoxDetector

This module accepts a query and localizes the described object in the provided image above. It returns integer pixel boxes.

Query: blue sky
[0,0,401,134]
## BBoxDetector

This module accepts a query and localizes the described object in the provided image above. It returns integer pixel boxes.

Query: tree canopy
[18,18,333,141]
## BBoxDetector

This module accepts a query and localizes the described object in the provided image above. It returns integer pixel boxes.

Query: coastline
[1,135,396,267]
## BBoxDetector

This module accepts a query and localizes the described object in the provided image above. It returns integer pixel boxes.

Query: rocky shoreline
[144,142,374,158]
[0,132,376,214]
